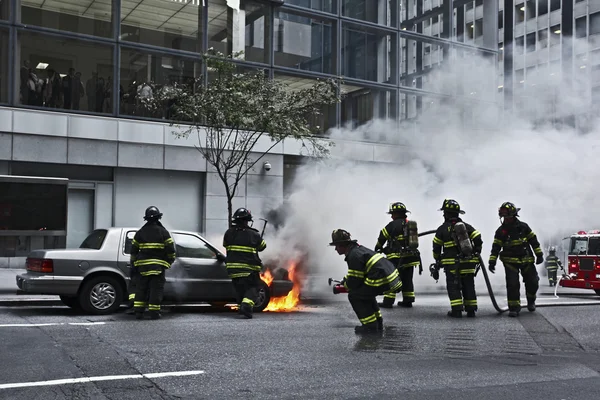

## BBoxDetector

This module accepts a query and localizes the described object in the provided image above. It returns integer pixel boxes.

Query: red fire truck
[559,230,600,295]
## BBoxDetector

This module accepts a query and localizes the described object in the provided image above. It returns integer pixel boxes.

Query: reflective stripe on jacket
[130,221,176,276]
[489,220,542,265]
[432,219,482,274]
[344,244,401,293]
[223,226,266,278]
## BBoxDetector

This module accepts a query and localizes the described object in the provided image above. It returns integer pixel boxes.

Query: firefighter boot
[447,310,462,318]
[149,311,161,320]
[355,322,379,334]
[377,317,383,331]
[135,311,144,320]
[378,297,395,309]
[238,303,253,319]
[508,310,519,317]
[398,301,413,308]
[527,301,536,312]
[466,310,476,318]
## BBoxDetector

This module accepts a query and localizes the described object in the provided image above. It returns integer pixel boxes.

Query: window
[342,23,396,83]
[569,238,588,255]
[474,19,483,39]
[18,31,114,113]
[591,13,600,35]
[498,11,503,30]
[80,230,108,250]
[526,32,536,52]
[576,17,587,38]
[172,233,217,259]
[207,0,270,64]
[0,29,6,104]
[119,48,201,119]
[515,4,525,23]
[550,25,561,46]
[550,0,560,12]
[0,0,7,20]
[342,0,397,27]
[21,0,112,37]
[286,0,334,13]
[274,12,334,74]
[515,36,524,54]
[538,29,548,48]
[341,84,396,128]
[124,231,136,254]
[538,0,548,16]
[120,0,200,52]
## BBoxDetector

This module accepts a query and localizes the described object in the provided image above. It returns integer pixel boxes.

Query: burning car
[16,228,294,315]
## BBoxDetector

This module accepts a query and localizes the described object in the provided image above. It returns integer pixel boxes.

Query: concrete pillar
[503,0,514,113]
[483,0,499,50]
[227,6,246,58]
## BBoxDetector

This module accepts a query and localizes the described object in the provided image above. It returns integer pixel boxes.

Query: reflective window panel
[342,0,397,27]
[341,83,396,128]
[18,31,114,113]
[342,23,397,83]
[0,29,6,103]
[285,0,334,14]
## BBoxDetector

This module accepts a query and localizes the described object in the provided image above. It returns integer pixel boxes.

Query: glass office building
[0,0,498,258]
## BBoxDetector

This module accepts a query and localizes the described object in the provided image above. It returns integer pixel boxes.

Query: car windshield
[79,229,108,250]
[569,237,589,255]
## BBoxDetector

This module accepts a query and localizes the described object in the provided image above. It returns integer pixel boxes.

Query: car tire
[253,281,271,312]
[59,295,82,310]
[595,289,600,296]
[78,275,124,315]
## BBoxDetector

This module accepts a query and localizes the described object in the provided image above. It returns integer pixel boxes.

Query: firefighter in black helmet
[223,208,267,319]
[545,246,562,287]
[330,229,402,334]
[488,202,543,317]
[375,202,422,308]
[432,199,483,318]
[131,206,176,320]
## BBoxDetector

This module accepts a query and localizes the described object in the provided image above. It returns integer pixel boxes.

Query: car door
[171,232,233,302]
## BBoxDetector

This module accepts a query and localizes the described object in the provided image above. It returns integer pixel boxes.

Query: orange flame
[260,262,302,312]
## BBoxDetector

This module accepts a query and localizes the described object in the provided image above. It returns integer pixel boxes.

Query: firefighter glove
[429,264,439,281]
[488,260,496,273]
[419,264,423,275]
[536,255,544,265]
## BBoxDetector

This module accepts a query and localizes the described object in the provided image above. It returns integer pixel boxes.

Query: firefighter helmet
[144,206,163,221]
[232,208,253,222]
[438,199,465,214]
[329,229,358,246]
[387,202,410,214]
[549,246,556,254]
[498,202,520,217]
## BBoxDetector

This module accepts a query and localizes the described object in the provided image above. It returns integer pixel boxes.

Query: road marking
[0,322,106,328]
[0,370,205,390]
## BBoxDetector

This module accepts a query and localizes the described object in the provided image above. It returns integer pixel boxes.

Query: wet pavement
[0,290,600,399]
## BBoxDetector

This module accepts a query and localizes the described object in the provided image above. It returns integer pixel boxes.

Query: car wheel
[253,281,271,312]
[59,295,82,310]
[79,275,123,315]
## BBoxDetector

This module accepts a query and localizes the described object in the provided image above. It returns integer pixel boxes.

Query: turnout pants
[128,268,140,308]
[383,259,412,304]
[547,269,558,286]
[134,271,166,314]
[445,269,477,312]
[349,286,383,327]
[232,272,261,308]
[504,263,539,312]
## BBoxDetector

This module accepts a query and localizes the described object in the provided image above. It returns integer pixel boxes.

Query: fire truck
[559,230,600,295]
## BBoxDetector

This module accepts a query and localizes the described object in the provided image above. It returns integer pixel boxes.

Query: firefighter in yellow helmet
[488,202,543,317]
[432,199,482,318]
[330,229,402,334]
[375,202,422,308]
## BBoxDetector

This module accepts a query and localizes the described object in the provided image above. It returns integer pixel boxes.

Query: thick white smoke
[264,39,600,297]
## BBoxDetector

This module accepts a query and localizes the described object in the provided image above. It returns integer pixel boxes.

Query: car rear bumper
[270,280,294,297]
[559,278,600,290]
[16,273,82,296]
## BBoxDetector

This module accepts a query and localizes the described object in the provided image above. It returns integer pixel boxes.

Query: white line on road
[0,322,106,327]
[0,370,205,390]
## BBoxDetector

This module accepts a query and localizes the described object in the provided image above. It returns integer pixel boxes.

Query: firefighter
[223,208,267,319]
[375,202,422,308]
[330,229,402,334]
[124,265,139,315]
[432,199,482,318]
[131,206,176,320]
[545,246,562,286]
[488,202,543,317]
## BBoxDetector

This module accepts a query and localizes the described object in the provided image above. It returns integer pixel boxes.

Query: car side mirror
[216,253,226,262]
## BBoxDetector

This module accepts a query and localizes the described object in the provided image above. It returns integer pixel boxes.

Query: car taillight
[26,258,54,273]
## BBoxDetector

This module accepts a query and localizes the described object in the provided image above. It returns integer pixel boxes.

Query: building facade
[0,0,498,264]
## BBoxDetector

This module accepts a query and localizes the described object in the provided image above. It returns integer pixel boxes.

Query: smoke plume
[264,38,600,296]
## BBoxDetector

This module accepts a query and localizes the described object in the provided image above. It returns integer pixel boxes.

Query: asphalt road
[1,290,600,400]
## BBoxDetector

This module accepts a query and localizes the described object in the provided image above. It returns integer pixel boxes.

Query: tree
[143,50,340,226]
